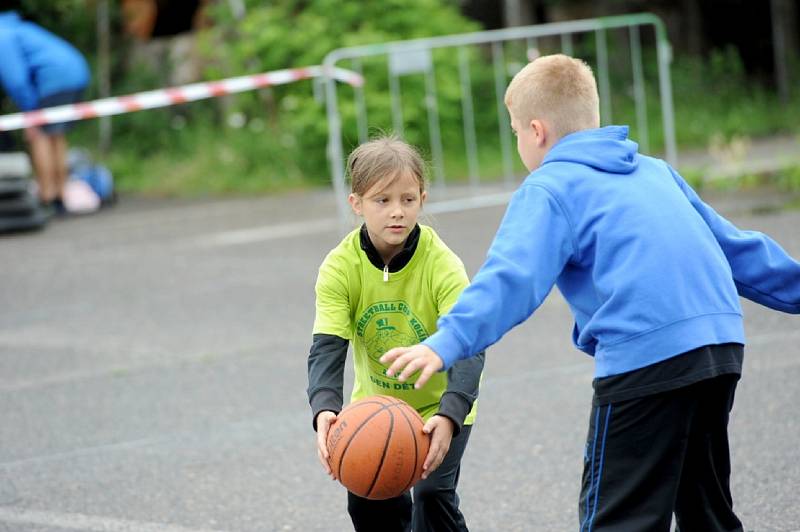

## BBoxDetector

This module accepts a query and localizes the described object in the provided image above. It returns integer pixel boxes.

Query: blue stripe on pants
[580,407,602,531]
[581,405,612,532]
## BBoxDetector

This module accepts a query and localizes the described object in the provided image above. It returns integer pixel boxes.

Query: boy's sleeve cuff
[422,328,465,370]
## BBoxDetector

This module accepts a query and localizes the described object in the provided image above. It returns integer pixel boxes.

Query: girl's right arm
[307,333,348,476]
[307,333,348,430]
[309,252,354,474]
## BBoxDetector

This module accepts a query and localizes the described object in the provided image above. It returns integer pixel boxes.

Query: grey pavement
[678,133,800,182]
[1,183,799,531]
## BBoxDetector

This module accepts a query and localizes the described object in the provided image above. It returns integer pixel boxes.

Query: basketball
[327,395,430,500]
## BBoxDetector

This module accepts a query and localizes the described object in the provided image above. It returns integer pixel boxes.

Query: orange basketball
[327,395,430,500]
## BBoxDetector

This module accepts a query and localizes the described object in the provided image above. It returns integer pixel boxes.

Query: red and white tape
[0,65,363,132]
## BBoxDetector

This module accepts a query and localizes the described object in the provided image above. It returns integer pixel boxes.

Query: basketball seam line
[337,395,419,497]
[365,409,395,499]
[395,405,421,495]
[335,406,391,482]
[334,399,405,487]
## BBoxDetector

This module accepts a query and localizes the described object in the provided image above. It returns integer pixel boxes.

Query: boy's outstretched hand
[381,344,444,389]
[421,415,453,479]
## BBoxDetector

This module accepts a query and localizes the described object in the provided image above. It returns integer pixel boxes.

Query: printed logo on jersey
[356,300,429,378]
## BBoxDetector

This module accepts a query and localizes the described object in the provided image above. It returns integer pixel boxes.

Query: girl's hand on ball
[315,411,338,477]
[421,415,454,479]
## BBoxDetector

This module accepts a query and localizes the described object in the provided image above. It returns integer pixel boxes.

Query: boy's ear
[420,190,427,206]
[531,119,547,147]
[348,193,362,215]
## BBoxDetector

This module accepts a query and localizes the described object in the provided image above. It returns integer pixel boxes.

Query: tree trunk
[771,0,798,103]
[97,0,112,155]
[682,0,704,56]
[503,0,536,27]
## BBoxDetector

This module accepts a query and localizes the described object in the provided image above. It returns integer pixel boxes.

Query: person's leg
[674,375,743,532]
[25,127,57,202]
[412,424,472,532]
[29,90,82,205]
[51,133,69,201]
[578,391,695,532]
[347,490,412,532]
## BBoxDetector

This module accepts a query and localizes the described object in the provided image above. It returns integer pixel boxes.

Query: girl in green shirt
[307,136,484,531]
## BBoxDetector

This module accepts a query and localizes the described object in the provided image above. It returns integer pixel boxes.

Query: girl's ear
[420,190,427,206]
[348,193,362,216]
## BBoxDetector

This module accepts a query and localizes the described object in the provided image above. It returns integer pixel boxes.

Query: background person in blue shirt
[382,54,800,531]
[0,10,90,210]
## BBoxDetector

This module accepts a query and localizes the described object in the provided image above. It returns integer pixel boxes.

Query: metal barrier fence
[322,13,676,228]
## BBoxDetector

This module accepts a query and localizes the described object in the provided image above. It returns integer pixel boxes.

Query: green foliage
[8,0,96,52]
[14,1,799,196]
[611,46,800,152]
[669,47,800,145]
[95,31,800,195]
[774,164,800,192]
[108,115,310,196]
[196,0,483,185]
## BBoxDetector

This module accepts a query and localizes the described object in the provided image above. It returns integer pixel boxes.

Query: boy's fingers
[384,350,413,377]
[413,364,438,389]
[397,357,427,382]
[379,347,406,365]
[384,357,404,378]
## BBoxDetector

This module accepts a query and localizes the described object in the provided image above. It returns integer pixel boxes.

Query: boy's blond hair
[504,54,600,140]
[347,135,426,196]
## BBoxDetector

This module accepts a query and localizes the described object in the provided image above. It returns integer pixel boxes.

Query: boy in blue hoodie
[0,10,90,209]
[381,54,800,531]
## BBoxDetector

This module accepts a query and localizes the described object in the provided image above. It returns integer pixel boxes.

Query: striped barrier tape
[0,65,363,132]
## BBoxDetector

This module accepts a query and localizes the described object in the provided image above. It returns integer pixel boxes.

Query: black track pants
[347,424,471,532]
[579,375,743,532]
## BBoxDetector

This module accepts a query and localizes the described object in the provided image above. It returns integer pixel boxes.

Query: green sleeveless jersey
[314,225,478,424]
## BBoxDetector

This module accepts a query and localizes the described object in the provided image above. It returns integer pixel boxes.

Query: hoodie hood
[0,11,21,27]
[542,125,639,174]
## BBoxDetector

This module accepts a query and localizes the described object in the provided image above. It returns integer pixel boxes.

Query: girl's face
[348,172,426,264]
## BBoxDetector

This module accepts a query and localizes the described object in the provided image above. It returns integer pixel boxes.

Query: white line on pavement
[187,192,513,248]
[424,191,513,214]
[188,217,337,247]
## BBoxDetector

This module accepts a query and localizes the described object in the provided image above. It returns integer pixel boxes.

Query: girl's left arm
[438,351,485,434]
[433,253,486,434]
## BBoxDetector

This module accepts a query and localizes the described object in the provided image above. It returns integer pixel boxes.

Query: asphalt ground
[1,186,799,531]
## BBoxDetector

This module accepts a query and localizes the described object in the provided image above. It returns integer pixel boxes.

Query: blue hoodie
[425,126,800,378]
[0,11,90,111]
